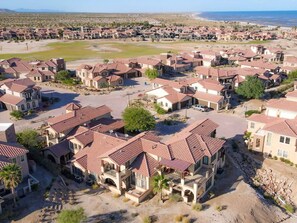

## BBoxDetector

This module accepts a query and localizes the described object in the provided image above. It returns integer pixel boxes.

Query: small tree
[236,76,265,99]
[10,110,24,120]
[57,207,86,223]
[287,70,297,82]
[55,70,70,82]
[0,164,22,206]
[145,68,159,80]
[122,106,156,132]
[153,173,169,202]
[103,58,109,64]
[16,129,43,150]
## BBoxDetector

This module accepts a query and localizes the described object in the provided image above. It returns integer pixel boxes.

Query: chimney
[0,123,17,143]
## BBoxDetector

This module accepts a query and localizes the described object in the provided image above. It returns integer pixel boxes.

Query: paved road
[0,77,151,131]
[0,77,247,137]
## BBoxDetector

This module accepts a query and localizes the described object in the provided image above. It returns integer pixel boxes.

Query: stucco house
[247,88,297,164]
[0,78,42,111]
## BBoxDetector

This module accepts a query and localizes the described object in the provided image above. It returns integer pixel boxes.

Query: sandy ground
[10,157,294,223]
[0,39,59,54]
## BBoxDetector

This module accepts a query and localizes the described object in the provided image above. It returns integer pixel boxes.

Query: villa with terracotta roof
[55,118,225,204]
[0,78,42,111]
[44,103,114,146]
[0,58,65,82]
[76,58,164,89]
[99,118,225,204]
[159,52,203,73]
[195,66,237,91]
[247,87,297,164]
[0,123,33,214]
[148,77,228,111]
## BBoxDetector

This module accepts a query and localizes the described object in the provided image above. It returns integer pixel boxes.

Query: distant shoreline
[192,12,293,30]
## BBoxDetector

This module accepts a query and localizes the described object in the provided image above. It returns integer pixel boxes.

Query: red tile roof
[45,140,71,157]
[266,98,297,113]
[193,91,224,104]
[0,94,24,105]
[47,105,112,133]
[0,142,28,158]
[263,119,297,138]
[73,132,125,174]
[130,153,159,177]
[183,119,219,136]
[160,158,191,172]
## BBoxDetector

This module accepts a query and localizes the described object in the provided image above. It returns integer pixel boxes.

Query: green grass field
[0,39,271,62]
[0,41,171,62]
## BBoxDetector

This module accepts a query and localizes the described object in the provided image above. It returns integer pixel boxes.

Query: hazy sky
[1,0,297,12]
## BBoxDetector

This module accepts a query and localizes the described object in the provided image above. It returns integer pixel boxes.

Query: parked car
[192,104,209,112]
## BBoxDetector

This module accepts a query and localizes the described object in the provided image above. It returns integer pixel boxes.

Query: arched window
[27,103,31,109]
[21,104,25,110]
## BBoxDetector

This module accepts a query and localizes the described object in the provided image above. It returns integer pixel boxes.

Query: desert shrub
[192,203,203,211]
[273,156,278,160]
[169,193,183,202]
[113,193,120,198]
[284,204,295,214]
[10,110,24,120]
[123,197,130,202]
[154,103,166,115]
[57,207,86,223]
[245,110,261,117]
[143,216,152,223]
[216,205,223,212]
[92,184,99,190]
[243,131,252,140]
[131,213,139,218]
[280,158,294,165]
[182,217,190,223]
[174,215,183,222]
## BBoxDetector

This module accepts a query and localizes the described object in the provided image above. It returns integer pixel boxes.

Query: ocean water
[198,11,297,27]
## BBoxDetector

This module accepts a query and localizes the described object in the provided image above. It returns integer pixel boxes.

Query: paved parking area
[0,77,247,137]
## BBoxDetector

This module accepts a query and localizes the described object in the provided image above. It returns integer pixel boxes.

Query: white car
[192,104,208,112]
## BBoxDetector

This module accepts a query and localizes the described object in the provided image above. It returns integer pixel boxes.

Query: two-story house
[189,78,227,110]
[0,78,41,111]
[247,87,297,164]
[146,78,192,111]
[0,58,66,81]
[44,103,113,146]
[99,118,225,204]
[0,123,30,214]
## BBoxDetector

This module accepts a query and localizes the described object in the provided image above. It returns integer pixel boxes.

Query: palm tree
[152,173,169,202]
[0,164,22,206]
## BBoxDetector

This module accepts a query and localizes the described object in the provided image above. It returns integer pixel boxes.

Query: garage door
[198,100,208,107]
[210,102,217,110]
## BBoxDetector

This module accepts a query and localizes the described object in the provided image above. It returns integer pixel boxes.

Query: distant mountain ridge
[15,8,64,13]
[0,8,15,13]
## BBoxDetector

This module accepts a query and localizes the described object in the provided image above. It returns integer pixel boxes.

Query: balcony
[104,169,117,178]
[184,167,213,189]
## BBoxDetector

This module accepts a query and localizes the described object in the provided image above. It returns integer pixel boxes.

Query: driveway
[157,109,247,140]
[0,77,151,131]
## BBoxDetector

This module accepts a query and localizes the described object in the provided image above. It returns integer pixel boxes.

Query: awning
[160,158,191,172]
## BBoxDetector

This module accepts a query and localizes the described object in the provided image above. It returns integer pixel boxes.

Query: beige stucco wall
[261,131,297,164]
